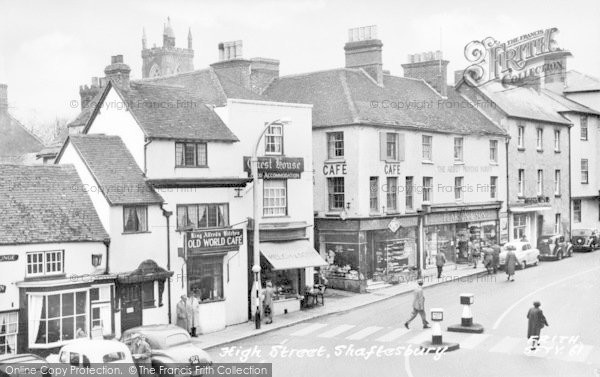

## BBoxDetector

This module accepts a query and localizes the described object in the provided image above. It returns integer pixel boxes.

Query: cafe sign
[243,156,304,179]
[0,255,18,262]
[186,228,244,254]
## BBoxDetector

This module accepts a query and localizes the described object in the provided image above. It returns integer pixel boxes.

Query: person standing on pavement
[404,280,430,329]
[483,245,494,274]
[262,281,275,324]
[505,246,517,281]
[527,301,549,350]
[435,252,446,279]
[176,295,188,330]
[491,244,501,274]
[470,240,481,269]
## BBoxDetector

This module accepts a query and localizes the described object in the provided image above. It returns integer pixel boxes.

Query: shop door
[120,284,142,331]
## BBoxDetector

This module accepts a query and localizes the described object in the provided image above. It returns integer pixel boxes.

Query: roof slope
[0,164,109,245]
[564,70,600,93]
[0,112,44,161]
[68,134,163,205]
[264,69,506,135]
[541,89,600,115]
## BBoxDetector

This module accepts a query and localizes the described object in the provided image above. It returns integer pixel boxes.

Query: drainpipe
[568,125,572,237]
[505,136,511,243]
[162,207,173,324]
[103,238,111,274]
[143,138,152,176]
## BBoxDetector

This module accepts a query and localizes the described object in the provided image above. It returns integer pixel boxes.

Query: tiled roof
[563,70,600,93]
[0,112,44,161]
[263,68,506,136]
[0,164,109,245]
[67,134,163,205]
[541,89,600,115]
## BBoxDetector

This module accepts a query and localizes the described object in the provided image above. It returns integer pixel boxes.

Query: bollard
[447,293,484,333]
[420,308,460,353]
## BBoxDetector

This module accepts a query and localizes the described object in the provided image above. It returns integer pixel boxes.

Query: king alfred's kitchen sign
[243,156,304,179]
[186,229,244,255]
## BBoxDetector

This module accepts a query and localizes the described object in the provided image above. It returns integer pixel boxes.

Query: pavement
[192,262,489,350]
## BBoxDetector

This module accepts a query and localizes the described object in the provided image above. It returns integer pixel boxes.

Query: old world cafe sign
[186,229,244,255]
[243,156,304,179]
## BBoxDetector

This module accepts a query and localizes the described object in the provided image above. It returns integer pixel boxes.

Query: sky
[1,0,599,133]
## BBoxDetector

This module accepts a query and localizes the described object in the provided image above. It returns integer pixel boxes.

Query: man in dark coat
[505,247,517,281]
[527,301,549,350]
[435,252,446,279]
[491,244,501,274]
[482,246,494,274]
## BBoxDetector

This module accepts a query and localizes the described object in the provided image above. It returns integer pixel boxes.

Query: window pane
[76,292,86,315]
[48,319,60,343]
[175,143,184,166]
[48,295,60,318]
[196,143,207,166]
[62,293,74,316]
[218,204,229,226]
[62,317,74,341]
[184,144,196,166]
[207,205,218,227]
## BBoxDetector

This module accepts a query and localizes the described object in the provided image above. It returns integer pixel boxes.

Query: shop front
[424,203,501,267]
[315,215,419,292]
[508,197,553,246]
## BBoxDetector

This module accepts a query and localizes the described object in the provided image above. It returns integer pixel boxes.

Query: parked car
[571,229,599,252]
[499,241,540,269]
[46,339,138,376]
[0,354,50,377]
[537,234,573,260]
[121,324,211,377]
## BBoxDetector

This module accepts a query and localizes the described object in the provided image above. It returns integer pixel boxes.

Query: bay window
[176,203,229,229]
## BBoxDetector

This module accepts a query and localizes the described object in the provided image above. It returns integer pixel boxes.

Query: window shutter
[379,132,386,161]
[397,133,405,161]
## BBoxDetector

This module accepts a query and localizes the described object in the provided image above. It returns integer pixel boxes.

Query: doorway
[119,284,142,331]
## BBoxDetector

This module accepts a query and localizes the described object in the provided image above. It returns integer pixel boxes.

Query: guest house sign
[243,156,304,179]
[186,229,244,254]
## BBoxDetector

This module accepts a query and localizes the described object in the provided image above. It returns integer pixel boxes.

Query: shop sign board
[243,156,304,179]
[425,209,498,226]
[186,229,244,254]
[323,162,347,176]
[0,255,18,262]
[388,218,402,233]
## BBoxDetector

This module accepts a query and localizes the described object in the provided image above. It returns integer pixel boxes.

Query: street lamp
[251,117,291,329]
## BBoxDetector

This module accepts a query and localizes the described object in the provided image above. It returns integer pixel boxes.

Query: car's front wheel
[557,252,563,260]
[521,261,527,270]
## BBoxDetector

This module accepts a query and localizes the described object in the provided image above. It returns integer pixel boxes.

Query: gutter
[162,206,173,324]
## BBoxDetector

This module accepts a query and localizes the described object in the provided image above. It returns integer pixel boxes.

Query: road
[208,251,600,377]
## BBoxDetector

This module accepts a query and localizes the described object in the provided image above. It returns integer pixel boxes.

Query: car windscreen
[103,352,126,363]
[165,333,190,348]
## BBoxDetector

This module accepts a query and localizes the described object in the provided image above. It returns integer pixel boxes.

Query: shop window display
[323,244,360,280]
[260,263,301,299]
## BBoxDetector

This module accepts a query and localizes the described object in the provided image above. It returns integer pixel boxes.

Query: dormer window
[175,142,207,167]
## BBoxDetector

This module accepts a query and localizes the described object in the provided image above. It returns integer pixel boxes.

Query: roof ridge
[338,70,360,123]
[277,67,352,80]
[138,67,212,82]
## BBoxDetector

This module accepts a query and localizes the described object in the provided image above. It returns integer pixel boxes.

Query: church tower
[141,17,194,78]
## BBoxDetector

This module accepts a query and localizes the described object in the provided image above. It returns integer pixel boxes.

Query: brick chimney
[344,26,383,86]
[0,84,7,113]
[402,51,449,97]
[250,57,279,94]
[210,40,252,89]
[79,77,105,110]
[104,55,131,90]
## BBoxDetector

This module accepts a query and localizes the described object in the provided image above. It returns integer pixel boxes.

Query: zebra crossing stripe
[375,328,410,342]
[406,331,432,345]
[290,323,328,336]
[318,324,356,338]
[460,334,491,350]
[346,326,384,340]
[489,336,522,354]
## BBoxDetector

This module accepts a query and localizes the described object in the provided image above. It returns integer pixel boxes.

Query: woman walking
[505,246,517,281]
[527,301,549,350]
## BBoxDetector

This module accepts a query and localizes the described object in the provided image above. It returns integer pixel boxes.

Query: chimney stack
[0,84,7,113]
[211,40,252,90]
[104,55,131,90]
[402,50,449,97]
[79,77,105,110]
[344,25,384,85]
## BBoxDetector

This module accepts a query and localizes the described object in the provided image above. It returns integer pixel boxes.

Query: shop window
[581,159,589,184]
[29,291,87,346]
[328,177,345,211]
[324,244,359,279]
[454,177,464,201]
[574,200,582,223]
[374,230,416,278]
[142,282,155,309]
[327,132,344,159]
[423,177,433,202]
[261,268,300,298]
[0,311,18,355]
[422,135,432,161]
[554,170,561,196]
[175,142,207,167]
[265,123,283,155]
[123,206,148,233]
[513,215,527,240]
[581,116,588,140]
[176,203,229,230]
[263,180,287,216]
[489,140,498,163]
[369,177,379,212]
[386,177,398,212]
[188,256,224,302]
[454,137,463,162]
[554,130,561,151]
[405,177,414,210]
[26,250,63,277]
[490,176,498,199]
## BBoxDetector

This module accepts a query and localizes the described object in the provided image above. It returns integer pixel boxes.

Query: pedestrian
[505,246,517,281]
[527,301,549,350]
[187,291,200,337]
[176,295,188,330]
[483,246,494,274]
[129,334,152,377]
[470,241,480,269]
[262,281,275,324]
[404,280,430,329]
[491,244,501,274]
[435,252,446,279]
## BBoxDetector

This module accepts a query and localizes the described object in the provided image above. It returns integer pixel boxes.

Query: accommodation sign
[243,156,304,179]
[186,229,244,254]
[0,255,18,262]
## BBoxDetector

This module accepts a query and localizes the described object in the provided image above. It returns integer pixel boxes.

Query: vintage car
[537,234,573,260]
[121,324,211,377]
[46,339,138,376]
[0,354,50,377]
[571,229,599,252]
[499,241,540,270]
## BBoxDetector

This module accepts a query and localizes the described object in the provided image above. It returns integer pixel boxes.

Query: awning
[260,240,328,270]
[510,205,553,213]
[116,259,173,284]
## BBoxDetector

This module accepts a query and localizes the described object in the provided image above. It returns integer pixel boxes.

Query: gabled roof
[0,164,109,245]
[563,70,600,93]
[66,134,163,205]
[541,89,600,115]
[81,81,238,142]
[263,68,506,136]
[0,112,44,162]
